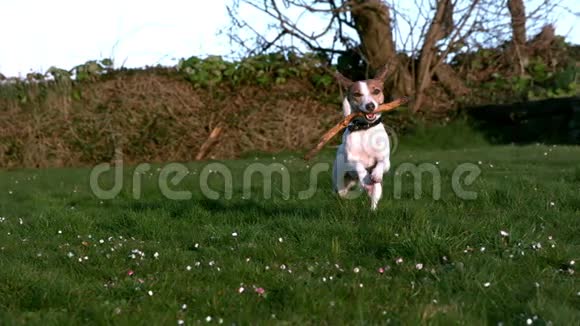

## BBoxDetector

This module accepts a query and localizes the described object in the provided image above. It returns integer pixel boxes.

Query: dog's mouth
[365,113,377,121]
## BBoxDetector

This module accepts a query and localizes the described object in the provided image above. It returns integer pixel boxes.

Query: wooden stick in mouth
[303,96,411,161]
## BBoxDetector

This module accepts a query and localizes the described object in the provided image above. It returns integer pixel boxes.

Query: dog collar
[347,116,383,132]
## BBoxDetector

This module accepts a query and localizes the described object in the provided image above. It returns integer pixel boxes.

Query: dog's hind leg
[332,158,358,198]
[337,173,357,198]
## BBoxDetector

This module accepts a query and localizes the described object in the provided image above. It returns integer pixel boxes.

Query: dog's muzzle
[365,102,376,111]
[360,102,378,120]
[363,103,378,121]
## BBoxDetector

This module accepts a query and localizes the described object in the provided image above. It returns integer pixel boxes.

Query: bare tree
[226,0,399,77]
[414,0,459,111]
[350,0,396,70]
[508,0,527,74]
[227,0,559,112]
[508,0,526,46]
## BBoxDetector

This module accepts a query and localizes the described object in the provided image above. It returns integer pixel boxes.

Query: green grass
[0,127,579,325]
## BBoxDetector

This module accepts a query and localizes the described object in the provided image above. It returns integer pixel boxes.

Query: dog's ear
[333,71,354,89]
[373,64,392,83]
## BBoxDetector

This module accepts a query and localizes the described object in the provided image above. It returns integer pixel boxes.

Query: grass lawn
[1,126,579,325]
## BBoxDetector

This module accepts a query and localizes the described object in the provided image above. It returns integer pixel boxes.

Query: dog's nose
[365,102,376,111]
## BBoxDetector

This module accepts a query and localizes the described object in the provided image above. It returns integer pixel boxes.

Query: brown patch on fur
[347,82,364,104]
[366,79,386,105]
[345,80,386,113]
[337,63,392,111]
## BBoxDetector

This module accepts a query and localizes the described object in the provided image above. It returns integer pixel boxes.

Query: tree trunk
[508,0,526,46]
[350,0,396,71]
[507,0,527,75]
[413,0,453,112]
[434,63,469,97]
[349,0,412,98]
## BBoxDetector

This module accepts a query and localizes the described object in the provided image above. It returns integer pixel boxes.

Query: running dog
[332,66,391,210]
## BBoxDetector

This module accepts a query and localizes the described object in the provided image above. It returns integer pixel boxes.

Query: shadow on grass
[464,96,580,145]
[196,198,323,218]
[121,196,326,220]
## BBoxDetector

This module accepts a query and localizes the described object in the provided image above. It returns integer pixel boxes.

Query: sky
[0,0,578,77]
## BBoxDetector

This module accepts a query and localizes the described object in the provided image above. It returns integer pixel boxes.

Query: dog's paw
[362,183,374,195]
[337,188,350,198]
[370,170,383,184]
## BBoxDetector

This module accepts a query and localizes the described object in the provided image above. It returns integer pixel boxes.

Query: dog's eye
[372,89,381,95]
[353,92,362,97]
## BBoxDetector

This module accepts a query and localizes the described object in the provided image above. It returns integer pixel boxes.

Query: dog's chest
[343,125,390,167]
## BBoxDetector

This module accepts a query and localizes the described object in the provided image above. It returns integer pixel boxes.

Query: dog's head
[334,65,391,122]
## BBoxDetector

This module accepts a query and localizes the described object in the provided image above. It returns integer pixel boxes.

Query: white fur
[332,82,391,211]
[357,82,378,113]
[342,97,351,116]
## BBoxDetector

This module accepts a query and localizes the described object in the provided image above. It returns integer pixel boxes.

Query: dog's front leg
[370,160,390,184]
[370,183,382,211]
[354,162,372,189]
[356,163,382,211]
[369,160,389,211]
